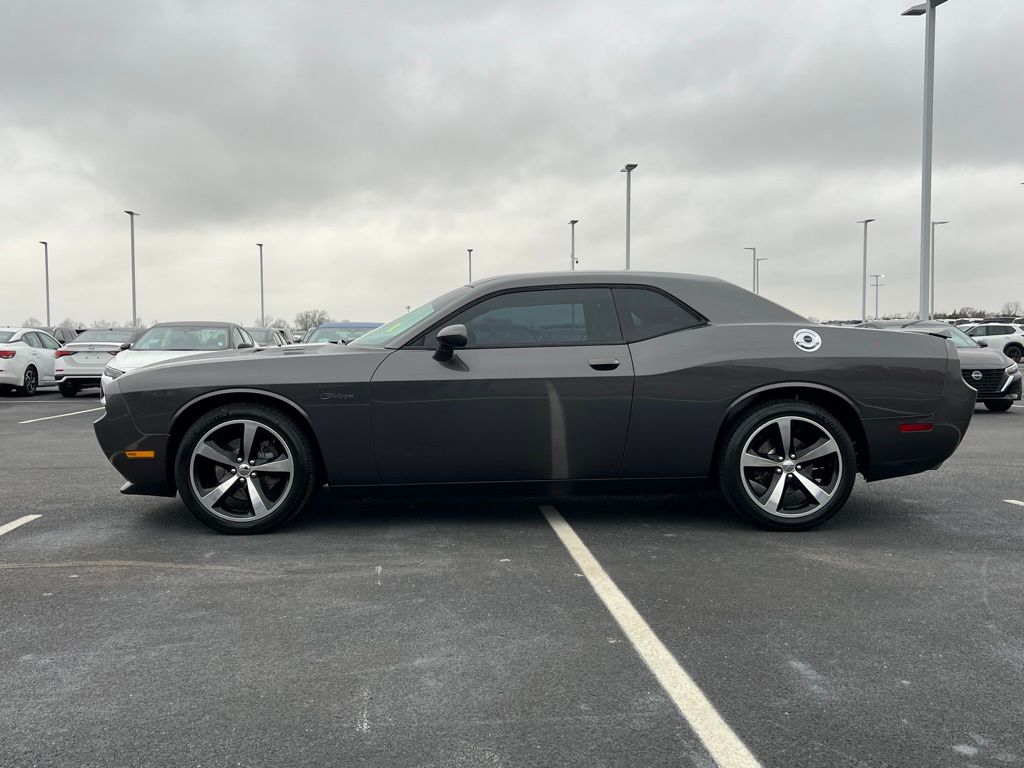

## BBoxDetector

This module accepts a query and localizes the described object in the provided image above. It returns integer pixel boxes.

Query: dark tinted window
[449,288,622,347]
[613,287,703,342]
[989,325,1013,335]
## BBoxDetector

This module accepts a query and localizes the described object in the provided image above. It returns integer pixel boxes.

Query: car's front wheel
[1004,345,1023,363]
[175,404,317,533]
[718,400,857,530]
[984,400,1013,412]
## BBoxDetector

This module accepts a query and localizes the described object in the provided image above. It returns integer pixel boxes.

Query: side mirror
[433,324,468,362]
[238,342,255,349]
[119,342,132,351]
[977,340,988,348]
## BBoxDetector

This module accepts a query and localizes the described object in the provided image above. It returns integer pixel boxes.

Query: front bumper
[93,384,175,497]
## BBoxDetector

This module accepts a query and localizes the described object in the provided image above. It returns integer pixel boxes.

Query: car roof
[315,321,382,328]
[146,321,236,328]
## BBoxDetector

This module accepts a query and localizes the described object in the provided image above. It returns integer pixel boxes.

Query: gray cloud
[1,0,1022,327]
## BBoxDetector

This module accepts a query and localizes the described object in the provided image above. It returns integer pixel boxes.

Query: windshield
[134,325,229,351]
[306,325,380,344]
[349,288,470,347]
[946,326,979,349]
[75,329,135,343]
[0,331,13,343]
[246,328,274,343]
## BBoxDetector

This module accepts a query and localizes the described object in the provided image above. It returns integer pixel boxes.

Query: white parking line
[18,407,103,425]
[541,505,760,768]
[0,514,42,538]
[1004,500,1024,508]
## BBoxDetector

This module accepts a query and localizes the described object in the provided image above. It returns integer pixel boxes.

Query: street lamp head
[932,220,949,225]
[256,242,264,247]
[743,247,756,252]
[39,240,47,245]
[856,219,876,224]
[903,0,948,15]
[124,210,139,216]
[622,163,638,172]
[569,219,579,225]
[757,257,768,262]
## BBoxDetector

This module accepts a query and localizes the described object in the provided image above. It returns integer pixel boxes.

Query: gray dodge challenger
[95,272,976,533]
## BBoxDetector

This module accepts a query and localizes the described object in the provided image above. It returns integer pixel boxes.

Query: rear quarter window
[613,287,704,342]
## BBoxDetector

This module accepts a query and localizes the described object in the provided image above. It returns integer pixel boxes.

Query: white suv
[963,323,1024,363]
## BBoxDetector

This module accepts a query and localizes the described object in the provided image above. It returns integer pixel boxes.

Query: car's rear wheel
[984,400,1013,412]
[175,404,316,533]
[58,380,79,398]
[1004,345,1022,363]
[18,366,38,396]
[718,400,857,530]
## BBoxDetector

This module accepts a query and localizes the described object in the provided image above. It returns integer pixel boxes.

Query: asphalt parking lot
[1,392,1023,768]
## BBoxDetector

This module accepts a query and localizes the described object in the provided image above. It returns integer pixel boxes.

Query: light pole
[903,0,950,320]
[467,249,473,283]
[38,241,50,326]
[621,164,637,269]
[870,273,885,319]
[124,210,140,326]
[569,220,579,271]
[744,247,757,292]
[756,257,768,294]
[930,221,948,318]
[257,243,265,325]
[856,219,876,322]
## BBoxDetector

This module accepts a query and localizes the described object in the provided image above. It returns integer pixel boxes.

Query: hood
[115,340,381,376]
[955,346,1013,369]
[111,348,223,373]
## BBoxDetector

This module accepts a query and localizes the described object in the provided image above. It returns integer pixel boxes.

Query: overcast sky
[2,0,1022,327]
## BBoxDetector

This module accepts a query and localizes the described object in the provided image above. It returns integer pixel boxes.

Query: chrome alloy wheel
[739,416,843,519]
[189,419,294,522]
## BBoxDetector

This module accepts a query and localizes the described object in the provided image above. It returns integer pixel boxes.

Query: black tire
[58,380,79,398]
[174,403,317,533]
[1004,345,1022,363]
[984,400,1013,412]
[18,366,38,396]
[717,400,857,531]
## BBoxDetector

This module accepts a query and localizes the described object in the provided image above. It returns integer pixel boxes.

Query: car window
[612,287,704,342]
[38,332,61,350]
[445,288,622,348]
[135,326,229,350]
[989,325,1012,335]
[75,329,135,343]
[236,327,255,347]
[966,326,985,337]
[23,332,42,348]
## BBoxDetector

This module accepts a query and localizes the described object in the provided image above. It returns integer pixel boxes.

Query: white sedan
[0,327,61,396]
[101,322,257,394]
[54,328,138,397]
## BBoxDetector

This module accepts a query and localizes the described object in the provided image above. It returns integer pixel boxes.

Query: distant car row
[0,320,382,397]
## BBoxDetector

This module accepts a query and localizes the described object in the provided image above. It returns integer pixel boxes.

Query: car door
[22,333,54,383]
[370,287,634,484]
[35,332,60,382]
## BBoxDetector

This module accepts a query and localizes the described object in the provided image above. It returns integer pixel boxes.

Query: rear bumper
[93,386,174,497]
[56,375,102,387]
[863,349,976,482]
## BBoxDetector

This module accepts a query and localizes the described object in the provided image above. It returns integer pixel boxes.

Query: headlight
[104,364,124,379]
[1006,362,1020,376]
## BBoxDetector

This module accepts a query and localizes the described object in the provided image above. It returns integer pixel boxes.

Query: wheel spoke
[776,417,793,458]
[195,441,237,467]
[199,474,239,509]
[742,451,780,469]
[246,477,270,518]
[793,470,833,506]
[256,456,293,474]
[241,421,258,462]
[759,473,787,513]
[796,437,838,464]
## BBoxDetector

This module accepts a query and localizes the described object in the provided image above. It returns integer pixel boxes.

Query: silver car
[55,328,138,397]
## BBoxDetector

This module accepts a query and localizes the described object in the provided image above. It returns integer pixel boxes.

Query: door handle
[588,358,620,371]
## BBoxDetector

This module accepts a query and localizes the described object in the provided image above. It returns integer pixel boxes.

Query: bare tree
[22,317,42,327]
[1000,301,1023,316]
[294,309,332,332]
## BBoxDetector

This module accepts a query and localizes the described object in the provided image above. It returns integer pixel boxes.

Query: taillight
[55,349,76,358]
[0,350,15,359]
[899,423,934,433]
